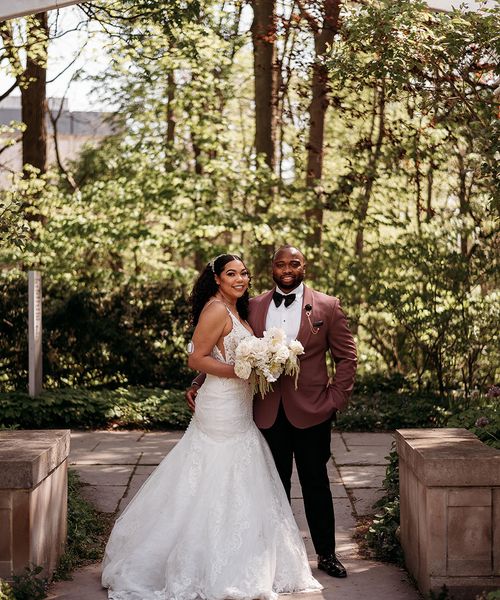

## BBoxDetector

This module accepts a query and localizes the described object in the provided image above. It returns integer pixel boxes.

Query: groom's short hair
[272,245,306,262]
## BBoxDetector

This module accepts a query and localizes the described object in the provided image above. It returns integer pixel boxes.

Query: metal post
[28,271,43,397]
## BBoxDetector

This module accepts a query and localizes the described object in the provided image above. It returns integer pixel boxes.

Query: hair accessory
[209,254,226,273]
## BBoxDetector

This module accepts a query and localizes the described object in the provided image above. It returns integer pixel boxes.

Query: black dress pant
[260,403,336,556]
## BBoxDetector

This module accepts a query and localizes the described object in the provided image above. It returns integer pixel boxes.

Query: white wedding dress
[102,308,322,600]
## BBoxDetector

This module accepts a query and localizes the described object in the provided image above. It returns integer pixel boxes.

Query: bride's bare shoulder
[199,298,228,321]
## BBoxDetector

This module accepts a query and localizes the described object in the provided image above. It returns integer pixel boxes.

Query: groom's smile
[272,247,306,293]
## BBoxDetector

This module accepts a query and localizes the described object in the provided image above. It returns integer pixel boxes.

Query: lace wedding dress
[102,308,322,600]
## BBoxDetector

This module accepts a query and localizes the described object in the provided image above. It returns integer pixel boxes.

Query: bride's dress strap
[205,299,238,321]
[204,298,230,312]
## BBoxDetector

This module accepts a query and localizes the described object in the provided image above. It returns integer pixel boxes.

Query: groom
[187,245,357,578]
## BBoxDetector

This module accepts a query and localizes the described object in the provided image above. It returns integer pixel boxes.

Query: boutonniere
[304,304,322,335]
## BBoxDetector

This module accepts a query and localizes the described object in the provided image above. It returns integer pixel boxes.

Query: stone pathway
[47,430,421,600]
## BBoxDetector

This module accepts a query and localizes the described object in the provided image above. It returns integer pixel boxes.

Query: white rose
[289,340,304,356]
[269,363,283,379]
[263,327,287,345]
[274,346,290,363]
[234,361,252,380]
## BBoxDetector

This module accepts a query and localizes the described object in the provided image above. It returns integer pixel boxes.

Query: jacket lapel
[252,289,274,337]
[297,285,313,349]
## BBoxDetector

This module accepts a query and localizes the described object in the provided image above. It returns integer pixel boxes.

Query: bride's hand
[185,386,198,412]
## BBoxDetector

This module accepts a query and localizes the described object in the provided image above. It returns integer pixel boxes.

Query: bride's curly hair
[190,254,250,326]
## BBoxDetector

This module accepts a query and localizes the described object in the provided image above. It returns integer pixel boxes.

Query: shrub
[0,579,15,600]
[365,446,404,564]
[446,387,499,449]
[10,566,47,600]
[0,278,192,392]
[0,387,192,430]
[476,592,500,600]
[337,391,444,431]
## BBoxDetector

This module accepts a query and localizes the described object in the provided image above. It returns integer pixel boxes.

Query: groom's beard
[272,273,304,293]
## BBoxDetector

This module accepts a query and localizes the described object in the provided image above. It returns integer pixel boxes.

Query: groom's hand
[185,386,198,412]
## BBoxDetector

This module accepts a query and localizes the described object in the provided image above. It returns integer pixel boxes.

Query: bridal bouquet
[234,327,304,397]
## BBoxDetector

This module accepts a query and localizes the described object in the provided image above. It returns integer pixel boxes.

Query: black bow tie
[273,291,296,308]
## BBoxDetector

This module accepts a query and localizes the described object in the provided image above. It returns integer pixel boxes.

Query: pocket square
[313,320,324,327]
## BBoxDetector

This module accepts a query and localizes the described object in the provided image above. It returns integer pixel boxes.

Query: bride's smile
[214,259,250,303]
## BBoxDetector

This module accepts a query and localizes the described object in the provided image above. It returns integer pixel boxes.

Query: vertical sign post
[28,271,43,397]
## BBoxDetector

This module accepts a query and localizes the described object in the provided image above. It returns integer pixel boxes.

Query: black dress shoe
[317,554,347,578]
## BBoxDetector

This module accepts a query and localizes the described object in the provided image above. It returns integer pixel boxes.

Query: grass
[54,469,112,580]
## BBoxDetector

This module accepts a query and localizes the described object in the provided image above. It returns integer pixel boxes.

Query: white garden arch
[0,0,90,20]
[1,0,493,21]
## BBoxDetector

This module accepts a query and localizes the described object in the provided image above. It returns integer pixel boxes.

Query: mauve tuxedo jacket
[248,285,357,429]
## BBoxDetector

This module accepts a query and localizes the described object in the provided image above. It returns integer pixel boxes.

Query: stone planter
[0,430,70,580]
[396,428,500,599]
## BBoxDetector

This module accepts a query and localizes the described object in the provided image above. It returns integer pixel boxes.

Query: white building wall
[0,96,114,188]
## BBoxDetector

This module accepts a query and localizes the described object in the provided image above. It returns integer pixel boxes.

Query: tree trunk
[21,12,48,175]
[456,151,468,257]
[413,124,422,234]
[165,69,176,171]
[251,0,277,172]
[48,97,78,191]
[166,70,176,144]
[355,81,386,258]
[426,165,434,222]
[304,0,341,248]
[250,0,278,289]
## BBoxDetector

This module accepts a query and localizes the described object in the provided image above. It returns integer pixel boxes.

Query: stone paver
[338,466,387,489]
[342,432,395,447]
[48,430,420,600]
[334,446,390,466]
[79,485,126,513]
[47,564,104,600]
[76,465,134,486]
[350,488,386,517]
[332,432,392,466]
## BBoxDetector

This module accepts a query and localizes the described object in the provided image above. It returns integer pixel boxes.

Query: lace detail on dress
[211,305,250,365]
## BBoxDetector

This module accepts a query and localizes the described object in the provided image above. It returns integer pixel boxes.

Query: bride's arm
[187,302,238,379]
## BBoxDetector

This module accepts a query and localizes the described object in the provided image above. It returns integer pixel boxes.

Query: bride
[101,254,322,600]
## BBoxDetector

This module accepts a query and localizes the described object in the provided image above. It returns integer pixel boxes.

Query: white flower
[234,361,252,380]
[289,340,304,356]
[234,329,304,397]
[274,345,290,364]
[263,327,287,345]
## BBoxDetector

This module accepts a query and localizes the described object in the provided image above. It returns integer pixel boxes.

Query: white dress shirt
[265,283,304,343]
